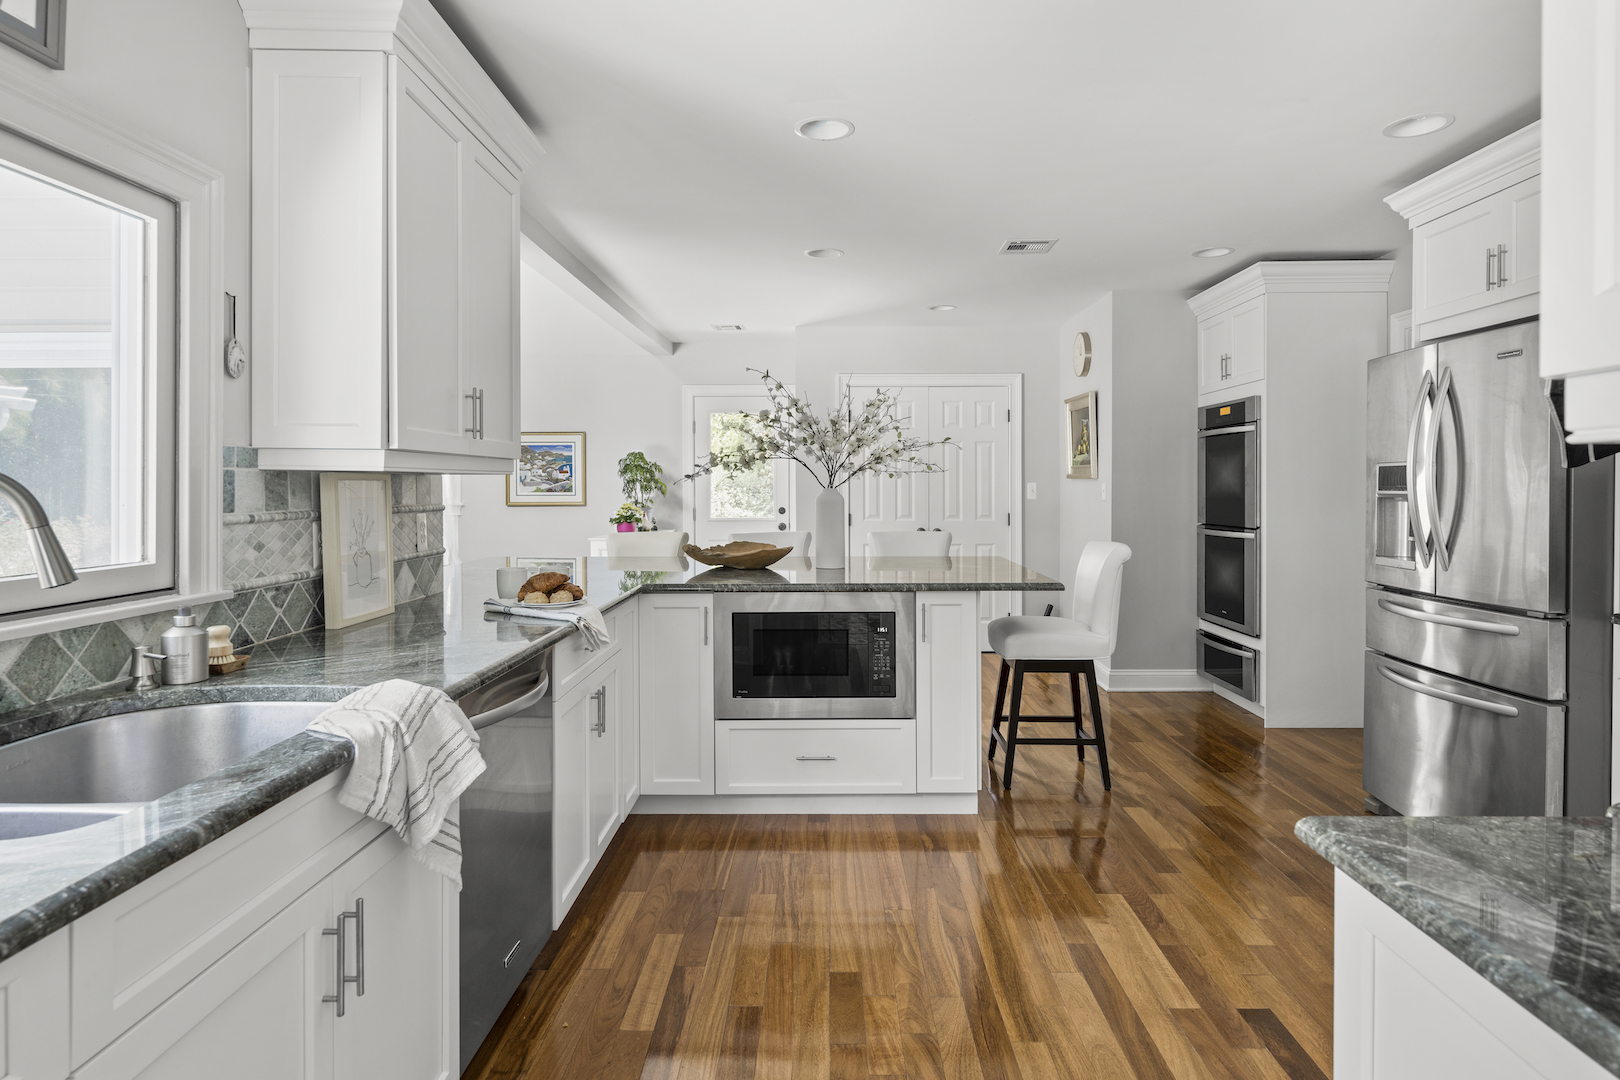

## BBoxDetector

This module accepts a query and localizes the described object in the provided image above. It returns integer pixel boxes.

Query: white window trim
[680,384,798,542]
[0,66,226,642]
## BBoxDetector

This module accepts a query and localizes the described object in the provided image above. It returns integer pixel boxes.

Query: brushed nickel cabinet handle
[1497,244,1508,288]
[322,898,364,1016]
[796,755,837,761]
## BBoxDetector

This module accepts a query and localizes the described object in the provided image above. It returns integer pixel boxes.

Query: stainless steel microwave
[714,592,916,719]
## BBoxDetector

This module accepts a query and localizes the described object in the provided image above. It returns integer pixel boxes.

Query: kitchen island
[1298,813,1620,1079]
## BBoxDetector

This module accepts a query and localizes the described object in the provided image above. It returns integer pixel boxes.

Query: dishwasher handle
[468,672,550,731]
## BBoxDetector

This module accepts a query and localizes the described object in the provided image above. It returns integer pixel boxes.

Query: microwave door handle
[1377,665,1519,717]
[1424,366,1457,572]
[1376,599,1519,636]
[1406,368,1435,568]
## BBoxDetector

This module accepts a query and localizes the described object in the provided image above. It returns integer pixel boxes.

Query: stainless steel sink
[0,701,333,837]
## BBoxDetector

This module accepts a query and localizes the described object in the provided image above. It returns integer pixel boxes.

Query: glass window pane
[0,160,147,578]
[709,411,772,520]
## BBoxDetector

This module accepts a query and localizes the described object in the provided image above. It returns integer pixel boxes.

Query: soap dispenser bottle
[158,607,210,685]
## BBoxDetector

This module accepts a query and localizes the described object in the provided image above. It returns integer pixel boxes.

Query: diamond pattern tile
[224,518,319,587]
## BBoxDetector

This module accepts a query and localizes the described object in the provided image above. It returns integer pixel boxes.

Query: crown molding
[1384,121,1541,226]
[1188,260,1396,318]
[237,0,542,177]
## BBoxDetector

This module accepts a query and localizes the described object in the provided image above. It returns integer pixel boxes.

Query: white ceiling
[432,1,1540,338]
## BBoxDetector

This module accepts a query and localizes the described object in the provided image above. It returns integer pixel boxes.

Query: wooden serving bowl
[682,541,794,569]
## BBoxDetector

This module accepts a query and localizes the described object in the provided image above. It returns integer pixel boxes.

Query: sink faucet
[0,472,78,588]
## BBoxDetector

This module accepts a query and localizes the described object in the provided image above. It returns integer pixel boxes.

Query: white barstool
[987,541,1132,791]
[868,530,952,557]
[729,530,811,554]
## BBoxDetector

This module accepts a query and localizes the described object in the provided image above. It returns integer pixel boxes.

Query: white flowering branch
[679,369,947,490]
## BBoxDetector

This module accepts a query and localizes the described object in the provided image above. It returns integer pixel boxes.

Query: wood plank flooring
[464,656,1366,1080]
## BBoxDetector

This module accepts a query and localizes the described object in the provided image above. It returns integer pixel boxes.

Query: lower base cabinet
[65,776,455,1080]
[554,648,628,927]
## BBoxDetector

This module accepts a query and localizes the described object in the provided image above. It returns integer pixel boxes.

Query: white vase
[814,486,846,569]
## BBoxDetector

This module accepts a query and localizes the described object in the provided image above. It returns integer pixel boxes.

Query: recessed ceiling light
[796,117,855,141]
[1192,247,1235,258]
[805,248,843,259]
[929,304,956,311]
[1382,113,1454,138]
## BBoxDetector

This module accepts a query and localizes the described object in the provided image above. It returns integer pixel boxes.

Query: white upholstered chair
[986,540,1132,791]
[867,530,952,557]
[729,530,811,555]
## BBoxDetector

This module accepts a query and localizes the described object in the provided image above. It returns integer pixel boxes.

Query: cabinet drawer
[70,776,381,1066]
[552,603,629,699]
[715,720,917,794]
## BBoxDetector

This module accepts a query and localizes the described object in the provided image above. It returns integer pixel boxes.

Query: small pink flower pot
[615,522,636,532]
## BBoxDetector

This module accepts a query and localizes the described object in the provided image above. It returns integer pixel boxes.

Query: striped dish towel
[307,680,487,888]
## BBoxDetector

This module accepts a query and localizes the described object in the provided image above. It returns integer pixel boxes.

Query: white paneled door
[849,383,1014,649]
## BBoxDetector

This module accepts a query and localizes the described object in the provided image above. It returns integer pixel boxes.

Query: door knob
[778,506,787,515]
[777,523,786,530]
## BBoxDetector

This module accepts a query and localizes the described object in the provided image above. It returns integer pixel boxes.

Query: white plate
[507,598,585,611]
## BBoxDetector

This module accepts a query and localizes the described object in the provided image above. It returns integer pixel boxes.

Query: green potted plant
[607,451,688,557]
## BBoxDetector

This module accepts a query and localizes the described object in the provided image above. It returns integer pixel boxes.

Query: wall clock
[1073,331,1091,377]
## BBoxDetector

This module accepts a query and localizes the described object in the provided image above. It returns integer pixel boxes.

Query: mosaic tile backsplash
[0,450,446,711]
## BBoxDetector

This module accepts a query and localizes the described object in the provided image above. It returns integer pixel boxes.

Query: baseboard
[1095,662,1209,693]
[630,792,980,815]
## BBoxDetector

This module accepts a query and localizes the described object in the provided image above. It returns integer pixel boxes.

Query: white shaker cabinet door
[330,830,453,1080]
[391,59,471,457]
[553,681,594,922]
[1197,311,1232,395]
[74,886,333,1080]
[588,657,623,861]
[639,595,715,795]
[915,592,981,793]
[1226,297,1265,386]
[616,605,641,817]
[0,931,69,1080]
[460,135,522,458]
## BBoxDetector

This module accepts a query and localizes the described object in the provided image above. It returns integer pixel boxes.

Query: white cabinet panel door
[915,593,981,793]
[0,931,69,1080]
[588,657,622,860]
[554,682,593,920]
[1416,197,1501,321]
[1227,297,1266,385]
[1197,312,1232,395]
[639,595,715,795]
[617,605,641,817]
[1501,176,1542,300]
[331,832,452,1080]
[461,136,521,457]
[391,62,469,456]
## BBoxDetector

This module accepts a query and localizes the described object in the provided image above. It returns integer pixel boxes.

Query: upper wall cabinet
[241,0,540,474]
[1386,122,1540,344]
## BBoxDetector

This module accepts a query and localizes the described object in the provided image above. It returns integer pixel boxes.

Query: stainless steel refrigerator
[1364,319,1614,817]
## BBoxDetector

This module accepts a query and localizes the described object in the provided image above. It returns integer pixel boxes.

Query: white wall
[456,265,794,562]
[792,324,1065,586]
[1056,297,1113,613]
[0,0,254,443]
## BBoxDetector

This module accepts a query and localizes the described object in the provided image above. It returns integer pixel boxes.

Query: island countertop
[1297,813,1620,1077]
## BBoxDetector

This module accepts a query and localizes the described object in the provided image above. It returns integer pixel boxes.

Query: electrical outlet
[1101,482,1107,500]
[1025,482,1037,500]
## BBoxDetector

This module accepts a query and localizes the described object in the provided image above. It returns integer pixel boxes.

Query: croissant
[523,571,569,595]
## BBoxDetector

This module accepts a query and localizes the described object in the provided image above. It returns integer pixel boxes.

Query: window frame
[0,64,226,640]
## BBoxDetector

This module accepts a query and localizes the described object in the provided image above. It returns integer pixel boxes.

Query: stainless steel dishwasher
[455,648,553,1072]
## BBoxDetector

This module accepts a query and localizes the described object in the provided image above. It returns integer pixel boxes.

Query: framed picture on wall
[0,0,65,69]
[507,555,584,593]
[1066,392,1097,480]
[507,433,586,506]
[319,473,396,629]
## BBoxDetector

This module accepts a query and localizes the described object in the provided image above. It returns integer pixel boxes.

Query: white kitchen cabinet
[639,594,715,795]
[1386,123,1540,343]
[1334,870,1607,1080]
[70,776,454,1080]
[714,719,917,794]
[1197,296,1265,395]
[614,604,640,818]
[0,930,70,1080]
[914,592,980,793]
[246,2,533,474]
[554,651,627,923]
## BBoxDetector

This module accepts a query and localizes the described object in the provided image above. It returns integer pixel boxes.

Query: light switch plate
[1025,483,1036,500]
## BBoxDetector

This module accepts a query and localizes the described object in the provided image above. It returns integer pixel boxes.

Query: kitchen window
[0,125,177,617]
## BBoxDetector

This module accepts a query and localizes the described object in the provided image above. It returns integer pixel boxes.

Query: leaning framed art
[319,473,396,629]
[1066,392,1097,479]
[508,433,586,506]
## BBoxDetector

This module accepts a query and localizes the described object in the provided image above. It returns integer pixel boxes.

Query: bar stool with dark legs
[987,541,1131,791]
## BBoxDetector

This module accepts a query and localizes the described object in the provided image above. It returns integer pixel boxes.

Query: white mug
[495,565,530,598]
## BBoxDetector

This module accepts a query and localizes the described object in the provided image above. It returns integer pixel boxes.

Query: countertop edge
[1295,816,1620,1076]
[0,733,355,963]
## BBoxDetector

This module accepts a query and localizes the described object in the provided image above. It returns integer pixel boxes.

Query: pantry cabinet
[244,0,535,474]
[1386,122,1540,343]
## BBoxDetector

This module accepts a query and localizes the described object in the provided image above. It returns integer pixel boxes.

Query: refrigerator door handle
[1376,598,1521,636]
[1424,366,1462,571]
[1406,369,1435,568]
[1377,665,1520,717]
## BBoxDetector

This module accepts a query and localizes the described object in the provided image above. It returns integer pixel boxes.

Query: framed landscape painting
[508,433,586,506]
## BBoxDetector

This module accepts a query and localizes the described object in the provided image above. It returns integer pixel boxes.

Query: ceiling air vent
[999,238,1057,254]
[711,324,746,331]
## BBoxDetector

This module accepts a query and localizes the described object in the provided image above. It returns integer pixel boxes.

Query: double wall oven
[716,592,916,719]
[1196,397,1261,697]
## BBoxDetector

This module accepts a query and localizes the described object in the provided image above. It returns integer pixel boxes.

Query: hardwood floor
[464,656,1366,1080]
